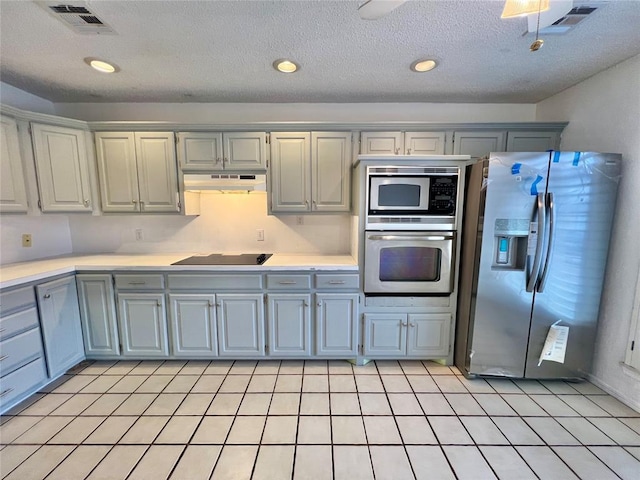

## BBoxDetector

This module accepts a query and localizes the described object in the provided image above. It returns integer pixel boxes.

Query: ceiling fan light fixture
[411,59,437,73]
[273,59,299,73]
[501,0,550,19]
[84,58,118,73]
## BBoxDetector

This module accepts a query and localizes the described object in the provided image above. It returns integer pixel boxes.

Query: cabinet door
[177,132,223,171]
[117,293,169,357]
[506,131,560,152]
[95,132,140,212]
[404,132,446,155]
[406,314,450,357]
[0,116,28,213]
[223,132,267,170]
[135,132,180,213]
[360,132,403,155]
[267,294,311,357]
[315,293,359,357]
[37,277,85,378]
[363,313,406,357]
[311,131,351,212]
[452,131,507,158]
[217,294,265,357]
[269,132,311,213]
[169,294,217,357]
[76,274,119,357]
[31,123,92,212]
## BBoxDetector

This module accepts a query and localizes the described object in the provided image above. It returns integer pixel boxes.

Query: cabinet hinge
[632,340,635,351]
[28,125,32,135]
[266,134,270,145]
[452,132,455,144]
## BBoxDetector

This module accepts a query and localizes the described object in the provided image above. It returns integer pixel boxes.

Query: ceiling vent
[39,2,116,34]
[527,2,605,35]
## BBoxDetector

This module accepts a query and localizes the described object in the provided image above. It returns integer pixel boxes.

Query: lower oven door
[364,231,455,295]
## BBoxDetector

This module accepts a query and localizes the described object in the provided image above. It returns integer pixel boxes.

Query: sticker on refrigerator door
[527,222,538,256]
[538,320,570,366]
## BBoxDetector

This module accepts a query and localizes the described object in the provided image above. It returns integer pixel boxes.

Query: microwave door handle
[537,192,555,293]
[526,193,546,293]
[367,235,453,241]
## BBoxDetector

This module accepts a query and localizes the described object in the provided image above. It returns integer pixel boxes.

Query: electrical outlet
[257,229,265,241]
[296,216,304,225]
[135,228,144,241]
[22,233,32,247]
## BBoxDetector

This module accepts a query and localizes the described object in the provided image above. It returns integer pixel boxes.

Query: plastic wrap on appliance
[538,320,569,366]
[492,155,548,196]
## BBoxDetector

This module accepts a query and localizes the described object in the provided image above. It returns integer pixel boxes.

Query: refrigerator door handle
[526,193,546,293]
[537,192,555,293]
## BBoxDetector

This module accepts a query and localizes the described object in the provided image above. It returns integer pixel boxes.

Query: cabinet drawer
[315,274,359,290]
[0,307,39,342]
[168,274,263,290]
[0,328,43,377]
[266,275,311,290]
[0,358,47,413]
[115,274,165,290]
[0,286,36,317]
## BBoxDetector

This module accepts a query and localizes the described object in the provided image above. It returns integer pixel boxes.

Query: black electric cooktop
[171,253,272,266]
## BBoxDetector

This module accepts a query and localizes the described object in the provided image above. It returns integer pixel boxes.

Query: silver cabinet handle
[312,200,317,210]
[215,302,221,307]
[409,323,416,327]
[132,200,138,204]
[278,281,297,285]
[368,234,453,241]
[328,280,345,285]
[208,300,214,307]
[303,301,308,307]
[43,294,51,299]
[128,281,146,285]
[304,200,309,207]
[400,321,407,327]
[83,199,90,207]
[317,301,322,307]
[407,148,412,155]
[0,388,14,398]
[156,300,162,307]
[395,148,400,155]
[0,355,8,362]
[216,157,222,164]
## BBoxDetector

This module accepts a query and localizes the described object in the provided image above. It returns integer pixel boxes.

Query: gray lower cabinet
[315,293,359,357]
[217,294,265,357]
[267,294,311,357]
[76,274,119,357]
[117,293,169,357]
[36,276,86,378]
[363,313,450,358]
[169,294,217,357]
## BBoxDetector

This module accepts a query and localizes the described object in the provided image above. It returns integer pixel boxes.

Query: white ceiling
[1,0,639,104]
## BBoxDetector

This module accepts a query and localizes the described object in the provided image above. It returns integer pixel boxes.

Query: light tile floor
[1,359,639,480]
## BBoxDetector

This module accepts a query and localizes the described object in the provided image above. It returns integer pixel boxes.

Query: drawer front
[0,307,39,342]
[0,286,36,317]
[266,275,311,290]
[115,274,165,290]
[315,274,359,290]
[0,328,44,377]
[0,358,48,413]
[168,274,263,291]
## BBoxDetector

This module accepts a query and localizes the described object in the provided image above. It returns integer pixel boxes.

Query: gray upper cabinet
[36,276,85,378]
[31,123,93,212]
[452,131,507,158]
[506,131,560,152]
[76,274,119,357]
[267,294,311,357]
[117,293,169,357]
[217,294,265,357]
[95,131,179,213]
[315,293,359,357]
[0,116,28,213]
[270,131,351,213]
[169,294,218,357]
[360,131,446,155]
[177,131,267,171]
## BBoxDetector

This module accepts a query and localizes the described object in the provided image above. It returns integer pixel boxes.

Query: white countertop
[0,253,359,289]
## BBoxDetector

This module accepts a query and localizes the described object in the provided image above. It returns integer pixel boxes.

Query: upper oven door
[369,176,430,213]
[365,231,455,295]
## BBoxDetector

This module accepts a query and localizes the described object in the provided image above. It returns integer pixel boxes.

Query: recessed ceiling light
[273,59,299,73]
[84,57,118,73]
[410,59,437,73]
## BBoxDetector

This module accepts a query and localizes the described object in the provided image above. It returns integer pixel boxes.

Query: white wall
[0,82,56,115]
[0,215,72,265]
[53,102,537,123]
[537,54,640,410]
[68,192,351,255]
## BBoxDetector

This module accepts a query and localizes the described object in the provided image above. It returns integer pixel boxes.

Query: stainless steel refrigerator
[456,151,621,379]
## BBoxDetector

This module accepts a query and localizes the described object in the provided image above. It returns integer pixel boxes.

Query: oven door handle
[367,234,454,241]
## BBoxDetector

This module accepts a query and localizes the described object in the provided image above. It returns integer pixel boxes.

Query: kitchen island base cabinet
[267,294,311,357]
[76,275,119,357]
[117,293,169,357]
[169,294,217,357]
[217,294,265,357]
[363,313,450,358]
[316,294,359,357]
[36,277,85,378]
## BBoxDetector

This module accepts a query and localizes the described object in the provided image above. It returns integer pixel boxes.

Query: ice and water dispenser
[491,218,530,270]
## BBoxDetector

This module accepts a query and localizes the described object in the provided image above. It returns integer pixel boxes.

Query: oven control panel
[429,176,458,214]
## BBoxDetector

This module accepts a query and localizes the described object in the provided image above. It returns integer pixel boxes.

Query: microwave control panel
[429,176,458,214]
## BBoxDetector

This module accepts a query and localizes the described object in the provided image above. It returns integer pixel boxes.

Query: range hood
[183,173,267,192]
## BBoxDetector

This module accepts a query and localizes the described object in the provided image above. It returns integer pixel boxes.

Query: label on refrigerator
[527,221,538,256]
[538,320,570,366]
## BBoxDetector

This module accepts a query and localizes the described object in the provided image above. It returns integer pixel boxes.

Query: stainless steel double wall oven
[364,164,461,295]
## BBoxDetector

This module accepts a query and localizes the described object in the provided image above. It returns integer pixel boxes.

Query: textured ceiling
[1,0,639,103]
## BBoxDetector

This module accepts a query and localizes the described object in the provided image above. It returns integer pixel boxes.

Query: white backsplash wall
[0,215,72,265]
[68,192,351,255]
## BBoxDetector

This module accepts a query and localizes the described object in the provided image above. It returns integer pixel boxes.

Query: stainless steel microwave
[366,166,460,230]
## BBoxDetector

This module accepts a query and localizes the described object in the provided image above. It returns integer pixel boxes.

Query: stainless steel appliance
[456,151,621,379]
[364,231,455,295]
[172,253,272,265]
[366,165,460,231]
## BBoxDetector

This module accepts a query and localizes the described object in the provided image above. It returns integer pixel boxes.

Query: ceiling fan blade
[358,0,407,20]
